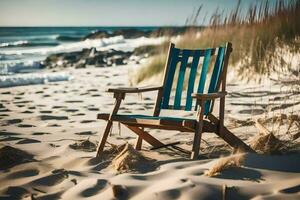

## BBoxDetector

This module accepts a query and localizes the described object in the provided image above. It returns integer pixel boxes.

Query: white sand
[0,66,299,199]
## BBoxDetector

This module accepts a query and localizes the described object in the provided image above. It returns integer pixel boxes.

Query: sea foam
[0,35,166,55]
[0,72,71,88]
[0,36,125,55]
[0,40,28,48]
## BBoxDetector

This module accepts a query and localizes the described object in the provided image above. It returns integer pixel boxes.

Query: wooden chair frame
[96,42,254,159]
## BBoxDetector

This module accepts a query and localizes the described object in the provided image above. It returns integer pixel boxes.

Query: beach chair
[96,42,254,159]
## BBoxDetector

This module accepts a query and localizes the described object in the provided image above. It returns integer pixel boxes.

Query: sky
[0,0,278,27]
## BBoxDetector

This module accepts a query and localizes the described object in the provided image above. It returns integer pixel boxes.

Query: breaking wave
[0,72,71,88]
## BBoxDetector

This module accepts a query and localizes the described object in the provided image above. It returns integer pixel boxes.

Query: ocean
[0,27,163,87]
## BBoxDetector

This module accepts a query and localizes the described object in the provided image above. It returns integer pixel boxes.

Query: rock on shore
[83,27,196,40]
[43,27,200,69]
[44,48,132,68]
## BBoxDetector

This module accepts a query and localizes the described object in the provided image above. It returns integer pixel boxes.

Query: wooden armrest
[192,92,227,100]
[106,86,163,94]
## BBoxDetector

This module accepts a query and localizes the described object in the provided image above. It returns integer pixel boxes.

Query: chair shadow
[243,153,300,173]
[214,167,263,182]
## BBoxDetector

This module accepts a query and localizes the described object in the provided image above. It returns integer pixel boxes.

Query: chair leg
[96,121,113,157]
[191,99,205,160]
[135,127,143,150]
[191,124,203,160]
[135,136,142,150]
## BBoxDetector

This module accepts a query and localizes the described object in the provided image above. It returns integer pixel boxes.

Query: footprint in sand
[0,136,23,142]
[64,109,79,113]
[7,168,39,179]
[16,104,26,108]
[91,94,101,97]
[0,108,11,112]
[1,91,11,95]
[156,188,181,199]
[52,105,67,109]
[75,131,96,135]
[22,110,34,114]
[17,124,36,128]
[32,132,50,135]
[17,138,41,144]
[65,100,83,103]
[0,115,9,120]
[32,169,69,187]
[35,91,44,94]
[72,113,85,116]
[2,118,22,125]
[87,108,100,111]
[0,146,35,170]
[2,186,31,199]
[40,110,53,114]
[13,100,33,104]
[39,115,68,120]
[81,179,108,197]
[47,124,61,127]
[80,120,96,123]
[95,74,109,78]
[280,185,300,194]
[87,89,98,92]
[0,131,21,136]
[1,99,9,103]
[36,104,47,107]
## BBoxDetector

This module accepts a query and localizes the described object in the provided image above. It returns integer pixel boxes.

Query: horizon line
[0,25,206,28]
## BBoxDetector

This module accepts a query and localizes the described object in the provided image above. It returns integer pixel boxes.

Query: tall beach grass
[134,0,300,84]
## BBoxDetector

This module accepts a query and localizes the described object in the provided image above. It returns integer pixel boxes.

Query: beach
[1,0,300,199]
[1,63,299,199]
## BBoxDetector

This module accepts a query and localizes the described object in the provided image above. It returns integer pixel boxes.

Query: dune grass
[205,153,245,177]
[134,0,300,84]
[133,53,167,84]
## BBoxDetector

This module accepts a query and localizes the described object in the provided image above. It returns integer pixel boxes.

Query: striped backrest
[160,42,231,115]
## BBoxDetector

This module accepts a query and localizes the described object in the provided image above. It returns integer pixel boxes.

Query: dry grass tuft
[103,142,127,156]
[205,153,245,177]
[250,120,284,154]
[112,143,148,172]
[69,138,97,152]
[250,132,283,154]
